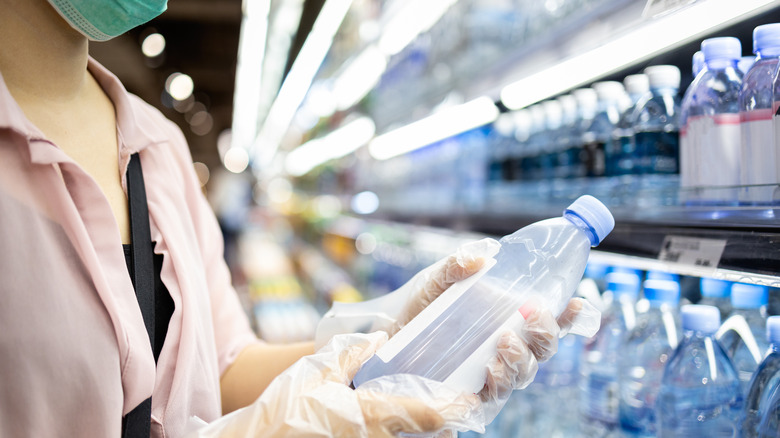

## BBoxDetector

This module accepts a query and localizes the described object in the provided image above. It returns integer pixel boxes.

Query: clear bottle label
[741,109,776,203]
[583,371,619,424]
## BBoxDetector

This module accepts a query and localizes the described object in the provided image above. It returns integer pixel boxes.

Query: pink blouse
[0,58,259,437]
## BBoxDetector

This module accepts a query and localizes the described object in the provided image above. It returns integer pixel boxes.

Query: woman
[0,1,596,436]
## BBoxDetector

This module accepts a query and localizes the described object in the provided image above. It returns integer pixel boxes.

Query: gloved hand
[315,238,500,349]
[479,297,600,422]
[186,332,486,437]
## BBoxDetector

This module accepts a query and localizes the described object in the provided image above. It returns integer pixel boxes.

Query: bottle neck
[757,46,780,58]
[563,211,598,246]
[705,58,739,70]
[651,86,679,96]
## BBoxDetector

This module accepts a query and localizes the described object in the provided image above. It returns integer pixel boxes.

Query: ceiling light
[254,0,354,170]
[141,33,166,58]
[224,147,250,173]
[166,73,194,101]
[285,116,376,176]
[500,0,778,110]
[368,97,498,160]
[232,0,271,152]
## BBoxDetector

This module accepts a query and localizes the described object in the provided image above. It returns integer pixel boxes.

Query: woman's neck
[0,0,91,106]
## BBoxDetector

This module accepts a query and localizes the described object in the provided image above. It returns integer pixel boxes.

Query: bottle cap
[573,88,598,113]
[644,279,681,305]
[529,104,546,131]
[556,94,578,121]
[592,81,626,101]
[542,100,563,129]
[701,37,742,63]
[700,277,731,298]
[753,23,780,54]
[681,304,721,333]
[605,271,641,298]
[623,74,650,96]
[644,65,681,89]
[730,283,769,309]
[584,262,610,280]
[563,195,615,246]
[647,271,679,282]
[767,316,780,345]
[692,51,705,77]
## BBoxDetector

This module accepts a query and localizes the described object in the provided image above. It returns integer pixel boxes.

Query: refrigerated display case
[242,0,780,435]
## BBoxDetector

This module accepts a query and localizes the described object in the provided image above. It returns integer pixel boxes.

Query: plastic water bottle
[572,88,599,180]
[608,73,650,177]
[618,279,681,437]
[656,305,744,436]
[540,100,564,198]
[679,37,743,203]
[757,386,780,437]
[634,65,681,177]
[742,316,780,437]
[718,282,770,396]
[699,277,734,320]
[692,50,706,78]
[740,56,757,75]
[580,270,640,436]
[739,24,780,205]
[353,196,615,395]
[555,94,580,180]
[584,82,626,179]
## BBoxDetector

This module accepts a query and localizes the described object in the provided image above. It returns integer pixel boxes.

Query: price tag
[642,0,697,18]
[658,235,727,269]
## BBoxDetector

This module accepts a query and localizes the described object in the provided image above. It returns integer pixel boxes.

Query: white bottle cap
[592,81,626,101]
[681,305,721,333]
[623,74,650,96]
[563,195,615,246]
[644,65,681,89]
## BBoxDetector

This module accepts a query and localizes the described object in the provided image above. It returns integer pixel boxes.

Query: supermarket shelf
[351,206,780,285]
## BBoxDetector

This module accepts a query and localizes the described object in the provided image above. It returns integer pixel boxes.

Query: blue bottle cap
[730,283,769,309]
[692,50,705,77]
[700,277,731,298]
[767,316,780,345]
[644,279,680,305]
[681,304,721,333]
[563,195,615,246]
[606,271,641,298]
[647,271,679,282]
[701,37,742,63]
[753,23,780,54]
[585,262,610,280]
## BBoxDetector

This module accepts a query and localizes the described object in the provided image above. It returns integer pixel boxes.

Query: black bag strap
[123,153,154,438]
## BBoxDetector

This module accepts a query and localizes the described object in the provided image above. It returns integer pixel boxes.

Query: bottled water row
[462,268,780,437]
[354,23,780,217]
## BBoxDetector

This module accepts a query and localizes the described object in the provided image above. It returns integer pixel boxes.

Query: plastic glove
[315,238,500,349]
[187,332,485,438]
[479,297,601,423]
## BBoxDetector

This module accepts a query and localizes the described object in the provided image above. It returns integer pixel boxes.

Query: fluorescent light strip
[333,45,387,111]
[285,116,376,176]
[378,0,457,56]
[500,0,778,110]
[368,96,499,160]
[254,0,354,170]
[231,0,271,151]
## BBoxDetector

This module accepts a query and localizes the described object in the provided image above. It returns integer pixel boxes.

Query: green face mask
[47,0,168,41]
